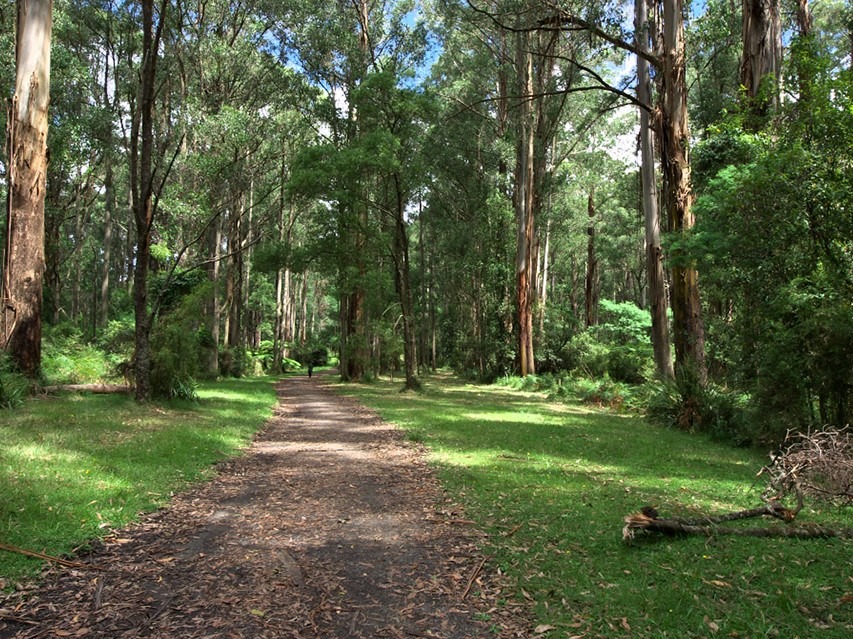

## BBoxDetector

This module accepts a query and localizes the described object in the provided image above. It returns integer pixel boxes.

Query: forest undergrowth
[342,372,853,639]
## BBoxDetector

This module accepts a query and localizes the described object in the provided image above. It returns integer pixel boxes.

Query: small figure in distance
[307,362,314,378]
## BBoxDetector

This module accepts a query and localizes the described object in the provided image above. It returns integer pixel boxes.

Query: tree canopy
[1,0,850,441]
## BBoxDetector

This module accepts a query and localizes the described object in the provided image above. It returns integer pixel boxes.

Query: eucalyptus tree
[423,0,518,376]
[685,0,741,134]
[276,0,429,381]
[636,0,672,378]
[740,0,782,121]
[1,0,52,375]
[692,0,853,435]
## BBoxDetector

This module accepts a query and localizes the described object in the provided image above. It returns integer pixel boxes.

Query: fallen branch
[42,384,132,394]
[0,542,98,570]
[623,511,853,541]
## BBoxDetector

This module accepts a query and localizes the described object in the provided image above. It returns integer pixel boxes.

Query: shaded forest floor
[0,374,528,638]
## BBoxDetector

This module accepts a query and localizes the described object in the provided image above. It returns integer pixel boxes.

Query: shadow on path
[1,376,527,638]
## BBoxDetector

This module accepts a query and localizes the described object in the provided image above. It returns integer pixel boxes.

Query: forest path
[1,375,527,638]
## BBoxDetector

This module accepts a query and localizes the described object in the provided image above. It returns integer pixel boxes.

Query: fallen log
[42,383,132,394]
[623,510,853,541]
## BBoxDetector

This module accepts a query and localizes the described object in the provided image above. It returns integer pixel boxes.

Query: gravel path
[0,375,528,638]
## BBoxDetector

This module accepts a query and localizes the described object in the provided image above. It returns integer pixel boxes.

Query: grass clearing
[0,377,277,586]
[340,372,853,639]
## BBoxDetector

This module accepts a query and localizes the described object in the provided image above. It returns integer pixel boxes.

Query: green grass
[0,377,277,586]
[340,372,853,639]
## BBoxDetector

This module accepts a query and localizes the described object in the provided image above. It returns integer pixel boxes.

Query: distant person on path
[308,362,314,378]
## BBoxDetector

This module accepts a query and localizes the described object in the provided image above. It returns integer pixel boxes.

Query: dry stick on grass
[461,557,487,601]
[0,542,99,570]
[41,384,132,394]
[761,426,853,505]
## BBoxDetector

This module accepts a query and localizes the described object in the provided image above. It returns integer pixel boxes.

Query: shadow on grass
[0,377,277,581]
[338,372,853,638]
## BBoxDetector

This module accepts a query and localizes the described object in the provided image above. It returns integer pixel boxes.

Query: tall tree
[1,0,53,376]
[657,0,707,381]
[130,0,167,400]
[741,0,782,120]
[636,0,673,379]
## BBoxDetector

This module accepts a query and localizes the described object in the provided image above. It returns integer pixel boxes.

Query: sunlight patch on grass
[0,378,277,585]
[342,373,853,639]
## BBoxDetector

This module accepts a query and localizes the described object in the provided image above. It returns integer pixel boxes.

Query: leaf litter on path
[0,376,530,638]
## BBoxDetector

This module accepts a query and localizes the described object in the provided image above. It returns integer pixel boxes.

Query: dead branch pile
[761,426,853,505]
[622,507,853,541]
[624,427,853,542]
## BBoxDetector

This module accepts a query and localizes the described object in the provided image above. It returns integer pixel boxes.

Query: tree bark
[514,28,536,376]
[585,189,599,329]
[1,0,52,376]
[100,159,114,329]
[203,213,221,376]
[392,174,419,391]
[131,0,165,401]
[741,0,782,118]
[660,0,706,382]
[794,0,813,105]
[636,0,673,379]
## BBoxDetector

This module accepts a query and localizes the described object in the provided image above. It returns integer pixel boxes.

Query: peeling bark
[1,0,52,377]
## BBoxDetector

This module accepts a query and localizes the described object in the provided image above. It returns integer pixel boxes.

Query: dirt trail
[1,375,528,638]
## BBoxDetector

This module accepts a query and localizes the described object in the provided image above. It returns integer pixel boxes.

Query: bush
[562,332,653,385]
[149,278,209,399]
[42,325,111,384]
[647,368,753,445]
[0,353,28,409]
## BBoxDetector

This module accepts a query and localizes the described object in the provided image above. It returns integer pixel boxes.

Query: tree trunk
[660,0,706,382]
[539,218,550,333]
[131,0,164,401]
[100,159,114,328]
[585,188,599,329]
[225,196,244,354]
[1,0,52,377]
[794,0,813,104]
[392,175,419,391]
[741,0,782,119]
[299,271,308,346]
[203,214,221,376]
[636,0,674,379]
[514,29,536,376]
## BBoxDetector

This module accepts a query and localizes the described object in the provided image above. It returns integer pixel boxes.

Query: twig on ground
[461,556,487,601]
[0,543,98,570]
[0,612,39,626]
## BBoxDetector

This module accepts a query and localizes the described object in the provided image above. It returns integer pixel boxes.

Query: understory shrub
[555,301,656,384]
[647,367,753,445]
[42,324,111,384]
[149,273,210,399]
[0,353,28,409]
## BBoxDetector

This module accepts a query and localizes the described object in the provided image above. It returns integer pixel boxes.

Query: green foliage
[219,347,248,378]
[647,367,753,445]
[558,302,655,385]
[41,325,112,384]
[0,353,28,410]
[149,277,211,399]
[691,52,853,439]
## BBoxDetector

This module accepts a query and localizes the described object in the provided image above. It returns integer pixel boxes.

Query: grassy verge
[340,373,853,639]
[0,377,277,586]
